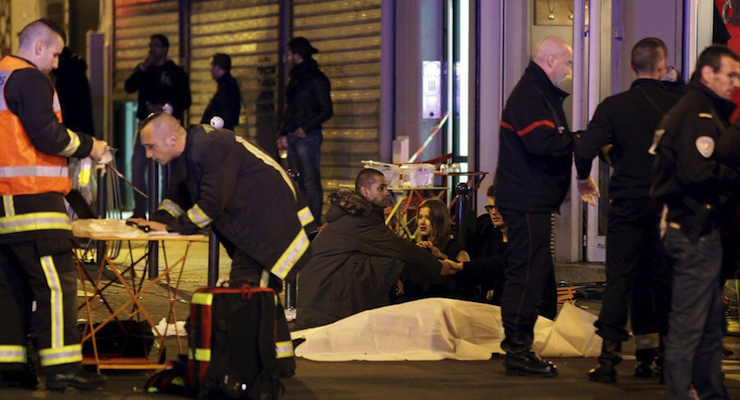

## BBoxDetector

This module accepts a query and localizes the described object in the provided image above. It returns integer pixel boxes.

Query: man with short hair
[295,168,456,329]
[277,37,332,223]
[0,18,108,391]
[575,37,680,383]
[201,53,240,130]
[129,112,316,377]
[493,36,578,378]
[125,33,191,218]
[651,44,740,399]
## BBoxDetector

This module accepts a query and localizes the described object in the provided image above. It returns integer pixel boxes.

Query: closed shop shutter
[293,0,382,189]
[190,0,279,144]
[113,0,181,104]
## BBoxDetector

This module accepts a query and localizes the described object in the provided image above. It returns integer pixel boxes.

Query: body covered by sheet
[292,298,601,361]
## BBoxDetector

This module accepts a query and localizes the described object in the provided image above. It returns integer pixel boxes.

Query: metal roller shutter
[190,0,280,141]
[293,0,382,190]
[113,0,181,104]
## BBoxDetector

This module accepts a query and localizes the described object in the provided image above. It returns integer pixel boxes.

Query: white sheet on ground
[291,298,601,361]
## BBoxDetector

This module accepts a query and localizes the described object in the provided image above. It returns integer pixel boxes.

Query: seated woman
[398,198,470,300]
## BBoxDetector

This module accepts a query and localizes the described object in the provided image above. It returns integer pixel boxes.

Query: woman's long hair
[417,198,451,249]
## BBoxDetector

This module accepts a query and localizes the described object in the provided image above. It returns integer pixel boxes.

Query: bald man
[0,19,108,391]
[129,112,316,379]
[492,36,577,377]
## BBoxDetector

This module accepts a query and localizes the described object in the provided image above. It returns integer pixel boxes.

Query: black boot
[44,370,106,391]
[634,348,657,378]
[588,339,622,383]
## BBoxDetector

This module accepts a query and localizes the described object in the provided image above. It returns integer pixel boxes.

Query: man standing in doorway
[201,53,240,130]
[493,36,577,378]
[575,37,679,383]
[125,33,191,218]
[277,37,332,223]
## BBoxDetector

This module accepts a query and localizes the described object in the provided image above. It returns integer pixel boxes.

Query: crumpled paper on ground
[153,318,187,337]
[292,298,600,361]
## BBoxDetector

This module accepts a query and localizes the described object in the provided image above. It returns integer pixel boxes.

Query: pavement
[3,240,740,399]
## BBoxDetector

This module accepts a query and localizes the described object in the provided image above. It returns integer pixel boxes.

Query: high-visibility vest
[0,56,70,196]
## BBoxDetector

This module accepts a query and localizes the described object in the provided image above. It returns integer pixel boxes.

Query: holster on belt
[678,197,713,244]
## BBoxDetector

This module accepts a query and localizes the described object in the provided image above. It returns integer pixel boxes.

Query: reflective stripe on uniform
[0,212,71,234]
[39,344,82,367]
[188,348,211,362]
[0,165,69,178]
[270,228,309,280]
[58,129,81,157]
[2,195,13,217]
[191,292,213,306]
[275,340,294,359]
[158,199,184,218]
[186,204,212,229]
[234,136,298,200]
[297,206,314,227]
[259,270,270,288]
[40,255,64,349]
[0,345,26,363]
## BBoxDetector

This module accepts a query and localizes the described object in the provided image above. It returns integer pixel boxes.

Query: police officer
[575,37,679,383]
[651,44,740,400]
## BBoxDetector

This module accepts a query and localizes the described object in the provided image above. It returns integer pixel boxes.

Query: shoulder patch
[698,113,713,119]
[695,136,715,158]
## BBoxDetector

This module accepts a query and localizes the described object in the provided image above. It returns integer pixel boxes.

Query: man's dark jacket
[296,189,442,329]
[201,72,241,130]
[651,81,740,233]
[494,61,576,212]
[279,58,332,135]
[151,125,316,280]
[124,60,192,121]
[575,79,679,200]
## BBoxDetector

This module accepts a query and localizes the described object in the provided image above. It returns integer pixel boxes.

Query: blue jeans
[663,227,728,400]
[287,130,323,222]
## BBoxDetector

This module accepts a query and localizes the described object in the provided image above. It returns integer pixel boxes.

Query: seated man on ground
[295,168,457,329]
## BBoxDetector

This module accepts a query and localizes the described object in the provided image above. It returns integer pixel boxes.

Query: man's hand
[417,240,444,259]
[577,177,600,206]
[277,135,288,151]
[440,259,462,276]
[126,218,168,232]
[89,138,109,162]
[294,127,307,138]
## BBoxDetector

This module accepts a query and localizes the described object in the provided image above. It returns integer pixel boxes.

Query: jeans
[663,227,728,400]
[287,130,323,222]
[498,209,556,354]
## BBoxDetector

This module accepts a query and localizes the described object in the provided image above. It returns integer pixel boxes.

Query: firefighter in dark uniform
[130,112,317,377]
[493,36,577,378]
[0,19,108,391]
[651,44,740,400]
[575,37,679,382]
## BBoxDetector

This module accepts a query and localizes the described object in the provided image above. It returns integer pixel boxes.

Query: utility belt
[668,197,715,244]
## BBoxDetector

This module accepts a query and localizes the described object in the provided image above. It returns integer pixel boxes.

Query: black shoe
[503,351,558,377]
[588,361,617,383]
[45,370,106,391]
[634,360,657,378]
[0,370,38,390]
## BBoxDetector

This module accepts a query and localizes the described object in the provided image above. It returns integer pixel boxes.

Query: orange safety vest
[0,56,70,195]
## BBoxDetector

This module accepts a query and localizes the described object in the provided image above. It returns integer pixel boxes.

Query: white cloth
[292,298,601,361]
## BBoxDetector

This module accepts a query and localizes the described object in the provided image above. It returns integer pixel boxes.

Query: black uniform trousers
[594,198,671,345]
[0,239,81,374]
[221,235,296,376]
[498,209,557,354]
